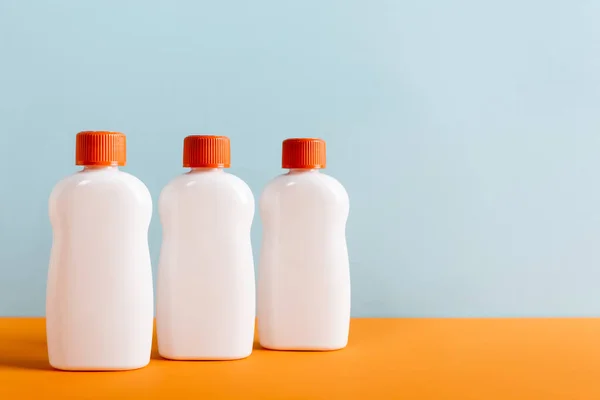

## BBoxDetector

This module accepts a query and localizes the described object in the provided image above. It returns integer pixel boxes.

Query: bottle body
[156,169,255,360]
[257,170,350,350]
[46,167,154,371]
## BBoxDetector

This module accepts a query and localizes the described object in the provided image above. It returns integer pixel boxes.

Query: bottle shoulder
[50,170,152,206]
[160,171,254,206]
[261,172,348,205]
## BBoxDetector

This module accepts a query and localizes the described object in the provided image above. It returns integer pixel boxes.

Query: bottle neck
[287,168,320,174]
[188,167,225,173]
[82,165,119,171]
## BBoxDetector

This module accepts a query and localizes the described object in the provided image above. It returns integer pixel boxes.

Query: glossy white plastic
[257,169,350,350]
[156,168,255,360]
[46,166,154,371]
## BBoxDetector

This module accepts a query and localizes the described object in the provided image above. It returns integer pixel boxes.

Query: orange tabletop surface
[1,318,600,399]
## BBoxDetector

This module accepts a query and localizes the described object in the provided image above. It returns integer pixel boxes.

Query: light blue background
[1,1,599,317]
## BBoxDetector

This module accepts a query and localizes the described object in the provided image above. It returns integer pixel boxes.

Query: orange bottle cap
[76,131,126,166]
[282,138,326,169]
[183,135,231,168]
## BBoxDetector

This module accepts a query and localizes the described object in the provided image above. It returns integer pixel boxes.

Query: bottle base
[259,340,347,352]
[50,359,150,372]
[158,350,252,361]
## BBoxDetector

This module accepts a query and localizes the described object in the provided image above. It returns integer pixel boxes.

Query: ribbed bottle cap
[75,131,126,166]
[183,135,231,168]
[282,138,326,169]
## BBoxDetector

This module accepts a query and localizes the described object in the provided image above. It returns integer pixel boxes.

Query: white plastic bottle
[156,135,255,360]
[257,138,351,351]
[46,131,154,371]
